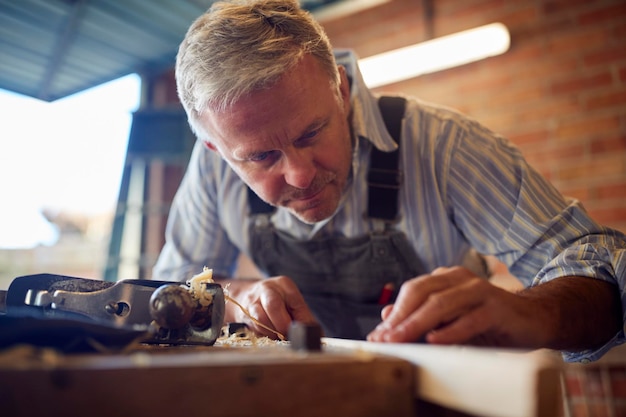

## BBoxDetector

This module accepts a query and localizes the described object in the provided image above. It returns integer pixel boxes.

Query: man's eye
[296,129,319,146]
[302,129,319,140]
[250,152,268,162]
[250,151,276,162]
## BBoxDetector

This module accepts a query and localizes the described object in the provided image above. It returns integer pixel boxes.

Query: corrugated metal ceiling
[0,0,344,101]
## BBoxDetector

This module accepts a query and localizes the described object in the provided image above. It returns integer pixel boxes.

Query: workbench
[0,338,563,417]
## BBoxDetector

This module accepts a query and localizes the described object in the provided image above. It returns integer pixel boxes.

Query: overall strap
[367,96,406,222]
[248,96,407,217]
[247,186,274,215]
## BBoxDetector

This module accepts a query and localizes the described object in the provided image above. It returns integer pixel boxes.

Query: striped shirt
[153,50,626,362]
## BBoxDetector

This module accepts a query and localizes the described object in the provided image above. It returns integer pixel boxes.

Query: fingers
[235,276,317,339]
[368,267,499,344]
[276,276,317,325]
[242,291,288,338]
[381,304,394,320]
[369,270,464,341]
[425,305,494,345]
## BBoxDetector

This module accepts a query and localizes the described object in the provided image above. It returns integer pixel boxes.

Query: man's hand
[367,266,543,347]
[367,266,622,351]
[227,275,318,339]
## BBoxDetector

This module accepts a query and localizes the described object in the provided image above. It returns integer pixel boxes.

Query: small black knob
[288,322,322,352]
[149,284,195,329]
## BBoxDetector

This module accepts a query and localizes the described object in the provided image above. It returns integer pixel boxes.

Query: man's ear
[337,65,351,112]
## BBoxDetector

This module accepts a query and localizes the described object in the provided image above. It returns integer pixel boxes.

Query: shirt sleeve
[442,118,626,362]
[152,141,240,281]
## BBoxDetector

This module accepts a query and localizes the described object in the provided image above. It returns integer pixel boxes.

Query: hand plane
[0,273,225,351]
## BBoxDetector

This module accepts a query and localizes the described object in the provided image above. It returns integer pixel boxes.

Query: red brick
[436,0,510,33]
[546,27,610,56]
[457,70,513,95]
[507,53,579,82]
[516,98,582,126]
[437,0,507,18]
[585,90,626,111]
[523,141,587,163]
[556,154,625,181]
[584,368,608,397]
[564,372,585,396]
[509,129,551,147]
[555,115,621,142]
[609,367,626,398]
[595,182,626,201]
[486,84,547,109]
[324,1,422,53]
[591,136,626,154]
[583,45,626,68]
[589,207,626,225]
[559,185,590,202]
[551,71,613,96]
[543,0,593,15]
[496,5,541,29]
[578,2,626,26]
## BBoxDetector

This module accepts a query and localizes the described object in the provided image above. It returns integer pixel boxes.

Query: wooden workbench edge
[322,338,563,417]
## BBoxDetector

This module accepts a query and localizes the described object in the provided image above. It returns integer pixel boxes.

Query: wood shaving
[187,267,215,307]
[215,325,289,348]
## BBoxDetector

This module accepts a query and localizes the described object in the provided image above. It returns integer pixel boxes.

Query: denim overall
[247,97,433,339]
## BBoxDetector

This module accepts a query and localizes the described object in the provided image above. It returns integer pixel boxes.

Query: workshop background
[0,0,624,285]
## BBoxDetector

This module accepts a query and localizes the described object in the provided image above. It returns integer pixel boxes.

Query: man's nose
[282,150,316,189]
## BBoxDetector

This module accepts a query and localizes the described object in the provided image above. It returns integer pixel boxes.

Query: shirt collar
[334,49,399,154]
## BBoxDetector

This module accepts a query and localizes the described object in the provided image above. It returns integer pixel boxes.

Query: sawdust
[215,326,289,348]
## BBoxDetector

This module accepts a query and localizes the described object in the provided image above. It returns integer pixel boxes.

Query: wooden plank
[323,338,563,417]
[0,345,416,417]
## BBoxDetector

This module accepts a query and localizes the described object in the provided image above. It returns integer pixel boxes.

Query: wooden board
[323,338,563,417]
[0,344,415,417]
[0,339,564,417]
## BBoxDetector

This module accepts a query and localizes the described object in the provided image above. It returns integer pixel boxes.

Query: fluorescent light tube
[359,23,511,88]
[313,0,391,22]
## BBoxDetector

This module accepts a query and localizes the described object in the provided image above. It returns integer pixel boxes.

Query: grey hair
[176,0,340,140]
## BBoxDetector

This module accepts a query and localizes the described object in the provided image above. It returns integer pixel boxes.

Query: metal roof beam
[38,0,86,100]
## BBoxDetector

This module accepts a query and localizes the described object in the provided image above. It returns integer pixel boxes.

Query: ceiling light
[359,23,511,88]
[313,0,391,22]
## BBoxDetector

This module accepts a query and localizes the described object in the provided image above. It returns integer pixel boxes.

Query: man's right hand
[223,275,318,339]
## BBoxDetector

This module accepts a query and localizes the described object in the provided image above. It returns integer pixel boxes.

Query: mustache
[284,172,336,200]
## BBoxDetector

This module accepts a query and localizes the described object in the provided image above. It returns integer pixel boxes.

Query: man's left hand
[367,266,551,348]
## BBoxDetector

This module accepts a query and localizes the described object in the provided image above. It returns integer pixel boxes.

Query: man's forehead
[205,61,331,131]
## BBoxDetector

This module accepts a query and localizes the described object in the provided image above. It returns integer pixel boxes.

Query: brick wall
[322,0,626,233]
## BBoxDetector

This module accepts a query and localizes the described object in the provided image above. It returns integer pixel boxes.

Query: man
[153,0,626,362]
